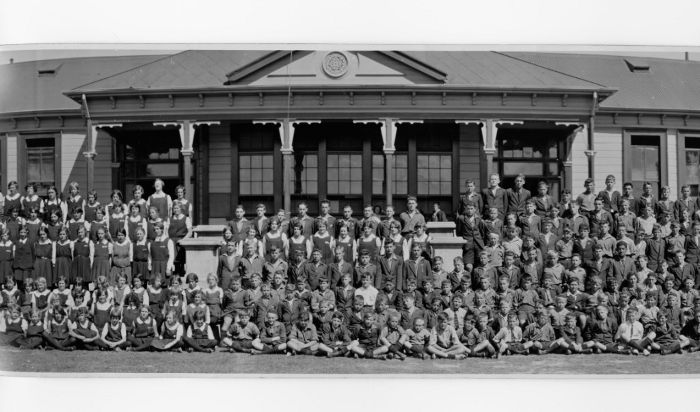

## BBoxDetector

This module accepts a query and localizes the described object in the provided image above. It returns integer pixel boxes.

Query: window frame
[622,130,667,198]
[494,132,564,202]
[416,152,453,196]
[19,133,61,197]
[677,131,700,196]
[0,134,6,191]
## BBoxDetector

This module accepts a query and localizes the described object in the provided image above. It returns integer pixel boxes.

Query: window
[417,154,451,195]
[495,129,563,201]
[239,154,273,195]
[630,135,660,197]
[25,137,55,195]
[685,137,700,196]
[292,153,318,194]
[327,153,362,194]
[118,130,182,198]
[373,154,408,196]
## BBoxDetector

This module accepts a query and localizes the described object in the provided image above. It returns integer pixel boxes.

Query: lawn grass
[1,346,698,374]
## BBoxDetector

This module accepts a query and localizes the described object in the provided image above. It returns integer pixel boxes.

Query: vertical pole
[282,152,293,212]
[181,120,194,207]
[587,115,596,180]
[84,121,97,190]
[385,152,394,207]
[483,119,497,179]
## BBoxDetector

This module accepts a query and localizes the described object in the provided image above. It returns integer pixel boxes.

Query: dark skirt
[33,259,54,286]
[151,261,168,277]
[0,261,13,278]
[54,257,72,281]
[72,256,92,283]
[91,259,111,279]
[131,261,150,278]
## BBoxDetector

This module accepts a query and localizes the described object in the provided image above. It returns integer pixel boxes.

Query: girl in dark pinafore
[18,310,45,349]
[24,208,42,247]
[174,185,193,218]
[43,186,66,223]
[20,183,43,219]
[83,189,100,224]
[1,304,27,347]
[110,228,132,286]
[33,227,54,287]
[66,182,86,221]
[126,203,147,244]
[147,178,172,225]
[0,229,14,279]
[72,225,92,285]
[131,227,150,279]
[150,222,174,281]
[13,226,34,283]
[54,228,72,283]
[91,289,113,331]
[168,202,191,276]
[4,207,23,244]
[45,211,63,242]
[42,307,76,351]
[108,202,126,242]
[3,181,22,221]
[127,305,157,351]
[91,227,112,281]
[89,207,109,243]
[127,185,148,219]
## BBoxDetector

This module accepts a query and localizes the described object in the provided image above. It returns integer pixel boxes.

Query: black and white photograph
[1,1,699,410]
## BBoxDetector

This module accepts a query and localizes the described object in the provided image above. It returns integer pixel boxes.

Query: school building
[2,50,700,223]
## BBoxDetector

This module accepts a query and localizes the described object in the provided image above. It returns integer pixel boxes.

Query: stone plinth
[179,237,222,288]
[426,221,465,272]
[193,224,227,239]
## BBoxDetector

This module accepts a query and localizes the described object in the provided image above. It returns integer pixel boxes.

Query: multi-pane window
[292,153,318,194]
[630,135,660,197]
[328,153,362,194]
[26,138,55,195]
[239,154,274,195]
[684,137,700,196]
[417,154,451,195]
[120,132,182,198]
[372,154,408,195]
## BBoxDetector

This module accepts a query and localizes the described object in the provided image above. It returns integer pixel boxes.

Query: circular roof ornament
[322,52,349,78]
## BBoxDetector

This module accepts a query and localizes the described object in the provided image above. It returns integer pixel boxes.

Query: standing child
[534,181,554,217]
[82,189,100,227]
[262,218,288,264]
[150,222,175,280]
[311,220,335,265]
[91,227,112,281]
[0,230,14,281]
[147,178,173,224]
[126,203,148,244]
[598,175,621,214]
[12,226,34,283]
[53,228,72,284]
[110,229,132,286]
[88,207,109,243]
[127,185,148,219]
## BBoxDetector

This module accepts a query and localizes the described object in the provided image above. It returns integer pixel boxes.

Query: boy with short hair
[286,311,319,356]
[427,312,468,359]
[355,273,379,309]
[596,221,616,258]
[455,200,487,269]
[377,239,404,291]
[519,200,541,239]
[482,173,508,219]
[377,279,403,312]
[327,246,353,289]
[674,185,696,222]
[564,254,586,290]
[598,174,621,214]
[252,311,287,355]
[221,309,260,353]
[494,312,526,356]
[399,294,425,330]
[429,256,449,290]
[498,251,521,290]
[221,277,253,333]
[217,240,240,291]
[483,233,504,268]
[553,313,585,354]
[400,317,432,359]
[523,309,557,354]
[506,173,531,217]
[404,244,431,292]
[379,313,407,360]
[303,248,327,291]
[278,284,307,331]
[448,256,471,292]
[348,312,387,359]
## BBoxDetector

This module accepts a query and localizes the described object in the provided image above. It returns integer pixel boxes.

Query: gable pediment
[225,51,446,87]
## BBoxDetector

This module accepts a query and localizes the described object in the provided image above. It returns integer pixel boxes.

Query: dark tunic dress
[33,242,54,286]
[72,239,91,282]
[54,241,72,280]
[0,241,13,278]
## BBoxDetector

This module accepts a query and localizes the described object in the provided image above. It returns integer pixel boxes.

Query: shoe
[188,348,194,353]
[386,353,394,360]
[455,354,466,360]
[398,353,407,361]
[642,349,650,356]
[566,349,572,355]
[660,349,668,356]
[353,353,360,359]
[505,349,511,356]
[631,349,639,356]
[376,354,387,360]
[431,354,437,360]
[206,348,214,353]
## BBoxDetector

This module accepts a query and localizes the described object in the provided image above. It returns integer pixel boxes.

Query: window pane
[240,182,251,195]
[240,169,251,181]
[440,168,451,181]
[262,169,273,181]
[440,182,451,194]
[396,155,407,168]
[547,162,559,175]
[429,155,440,168]
[147,164,179,177]
[350,168,362,181]
[240,155,251,168]
[631,147,645,180]
[339,155,350,167]
[686,150,700,185]
[339,181,350,193]
[262,182,274,194]
[350,155,362,167]
[502,162,543,176]
[327,154,338,167]
[442,156,451,169]
[417,156,429,169]
[251,169,262,181]
[307,155,318,167]
[417,168,430,182]
[373,182,383,193]
[262,155,273,168]
[418,182,430,194]
[350,182,362,194]
[251,155,261,166]
[372,155,383,168]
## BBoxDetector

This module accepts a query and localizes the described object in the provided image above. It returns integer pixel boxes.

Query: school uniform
[506,187,531,217]
[45,222,63,242]
[403,257,431,292]
[326,260,353,288]
[398,211,426,237]
[311,233,334,264]
[352,262,378,289]
[674,197,696,222]
[357,235,381,264]
[302,260,327,291]
[518,214,542,239]
[588,210,614,239]
[263,232,285,262]
[110,241,132,285]
[377,254,404,291]
[150,236,174,279]
[0,241,14,279]
[379,217,402,239]
[597,189,621,214]
[3,193,22,219]
[91,241,111,279]
[455,214,487,267]
[12,238,33,282]
[482,187,508,219]
[128,316,157,351]
[685,234,700,265]
[534,195,554,218]
[148,194,171,222]
[168,215,189,268]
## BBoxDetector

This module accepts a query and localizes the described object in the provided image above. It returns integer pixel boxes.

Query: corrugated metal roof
[72,50,271,92]
[505,52,700,111]
[403,51,608,89]
[0,55,163,114]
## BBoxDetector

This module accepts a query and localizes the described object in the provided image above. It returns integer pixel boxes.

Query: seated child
[553,313,584,354]
[379,313,407,360]
[349,312,386,359]
[286,310,319,356]
[400,317,431,359]
[221,309,260,353]
[493,312,526,356]
[427,312,468,359]
[523,309,557,354]
[252,311,288,355]
[317,311,352,358]
[151,309,184,352]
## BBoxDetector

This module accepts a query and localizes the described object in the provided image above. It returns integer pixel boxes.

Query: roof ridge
[70,51,189,91]
[495,51,609,89]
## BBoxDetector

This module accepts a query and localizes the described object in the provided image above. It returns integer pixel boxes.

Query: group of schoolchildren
[1,172,700,361]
